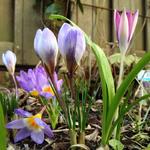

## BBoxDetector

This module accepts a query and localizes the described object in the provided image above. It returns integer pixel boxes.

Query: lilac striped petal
[14,128,31,142]
[6,119,25,129]
[40,28,58,70]
[57,79,63,92]
[114,9,121,41]
[118,9,129,52]
[35,67,49,91]
[54,72,63,91]
[126,11,133,41]
[2,50,16,75]
[31,131,44,144]
[43,124,54,138]
[128,10,138,41]
[34,118,53,138]
[27,69,37,87]
[34,29,42,57]
[40,92,53,99]
[74,27,86,65]
[58,23,72,57]
[15,109,32,117]
[34,118,47,128]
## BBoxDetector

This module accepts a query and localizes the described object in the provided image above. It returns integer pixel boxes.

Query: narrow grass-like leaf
[0,100,6,150]
[105,52,150,143]
[107,94,150,140]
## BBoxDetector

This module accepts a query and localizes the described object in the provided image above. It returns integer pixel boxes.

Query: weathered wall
[0,0,149,66]
[71,0,150,56]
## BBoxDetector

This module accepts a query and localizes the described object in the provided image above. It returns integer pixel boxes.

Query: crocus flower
[58,23,86,75]
[16,66,63,99]
[114,9,138,53]
[34,28,58,76]
[2,50,16,75]
[6,108,53,144]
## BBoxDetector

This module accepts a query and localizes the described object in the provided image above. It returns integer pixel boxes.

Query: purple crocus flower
[58,23,86,75]
[6,108,53,144]
[114,9,138,53]
[34,28,58,76]
[16,66,63,99]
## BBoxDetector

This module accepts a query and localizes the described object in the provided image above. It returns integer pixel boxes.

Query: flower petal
[114,9,121,41]
[128,10,138,42]
[34,118,54,138]
[58,23,72,57]
[14,128,31,142]
[41,28,58,69]
[31,131,44,144]
[57,79,63,92]
[6,119,25,129]
[15,109,32,117]
[43,124,54,138]
[40,92,53,99]
[34,29,42,57]
[118,9,129,52]
[74,27,86,65]
[2,50,16,75]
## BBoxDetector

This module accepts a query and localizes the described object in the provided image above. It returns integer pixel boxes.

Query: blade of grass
[0,100,6,150]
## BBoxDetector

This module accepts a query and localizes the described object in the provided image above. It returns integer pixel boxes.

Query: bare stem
[68,73,76,101]
[78,131,85,145]
[69,129,77,150]
[114,52,125,139]
[50,73,68,122]
[12,74,18,98]
[117,53,125,88]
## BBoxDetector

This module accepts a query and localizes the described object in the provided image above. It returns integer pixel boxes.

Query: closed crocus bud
[34,28,58,76]
[2,50,16,75]
[58,23,86,76]
[114,9,138,53]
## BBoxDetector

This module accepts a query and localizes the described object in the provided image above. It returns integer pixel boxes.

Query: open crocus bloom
[2,50,16,75]
[114,9,138,53]
[34,28,58,76]
[58,23,86,75]
[6,108,53,144]
[16,66,63,99]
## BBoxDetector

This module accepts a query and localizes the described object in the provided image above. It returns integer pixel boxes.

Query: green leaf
[109,53,140,66]
[106,52,150,143]
[109,139,124,150]
[108,94,150,140]
[0,101,6,150]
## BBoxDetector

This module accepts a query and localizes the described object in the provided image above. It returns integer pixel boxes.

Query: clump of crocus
[58,23,86,76]
[16,66,63,99]
[6,108,53,144]
[34,28,58,77]
[114,9,138,53]
[2,50,16,76]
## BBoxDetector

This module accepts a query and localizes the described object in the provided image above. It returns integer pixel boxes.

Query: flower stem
[78,131,85,145]
[12,74,18,98]
[114,52,125,139]
[69,129,77,150]
[117,53,125,88]
[68,73,75,101]
[50,73,68,121]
